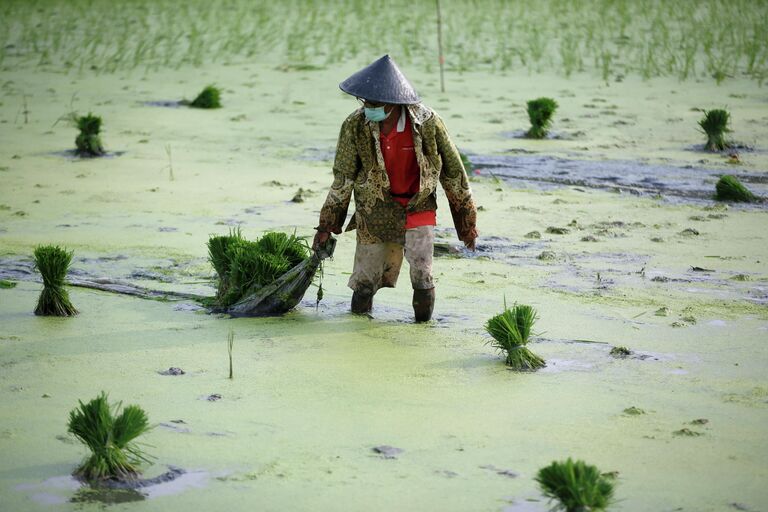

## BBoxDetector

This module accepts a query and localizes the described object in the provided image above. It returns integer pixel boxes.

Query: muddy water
[1,34,768,512]
[471,154,768,203]
[2,277,768,511]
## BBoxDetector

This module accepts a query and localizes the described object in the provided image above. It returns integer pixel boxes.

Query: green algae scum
[2,0,768,511]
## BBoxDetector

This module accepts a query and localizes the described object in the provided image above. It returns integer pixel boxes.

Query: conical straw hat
[339,55,420,105]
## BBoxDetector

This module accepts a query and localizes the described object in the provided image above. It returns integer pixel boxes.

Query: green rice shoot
[67,392,153,482]
[207,227,244,302]
[33,245,78,316]
[485,300,545,370]
[189,85,222,109]
[525,97,558,139]
[228,329,234,379]
[715,175,756,202]
[698,109,731,151]
[536,458,616,512]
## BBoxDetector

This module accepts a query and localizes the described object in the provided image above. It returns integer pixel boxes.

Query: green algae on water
[0,279,17,288]
[485,301,545,371]
[33,245,78,316]
[525,97,558,139]
[715,175,756,202]
[188,85,222,109]
[536,458,616,512]
[698,109,731,151]
[68,392,152,482]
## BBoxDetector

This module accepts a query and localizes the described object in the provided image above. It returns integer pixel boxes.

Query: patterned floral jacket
[317,103,477,245]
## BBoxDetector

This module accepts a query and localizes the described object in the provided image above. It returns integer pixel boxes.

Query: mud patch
[16,468,208,505]
[471,154,768,204]
[48,149,127,160]
[143,100,186,108]
[372,445,403,459]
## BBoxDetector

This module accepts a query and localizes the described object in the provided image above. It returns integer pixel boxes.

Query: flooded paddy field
[1,1,768,511]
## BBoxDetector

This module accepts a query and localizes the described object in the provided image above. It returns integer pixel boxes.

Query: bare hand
[313,230,331,251]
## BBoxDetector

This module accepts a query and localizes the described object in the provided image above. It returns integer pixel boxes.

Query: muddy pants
[348,225,434,294]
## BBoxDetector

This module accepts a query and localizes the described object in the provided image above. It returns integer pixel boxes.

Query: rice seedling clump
[525,97,558,139]
[189,85,222,109]
[33,244,78,316]
[698,109,731,151]
[715,175,756,202]
[74,113,105,157]
[208,230,308,307]
[536,458,616,512]
[485,301,545,370]
[67,392,152,482]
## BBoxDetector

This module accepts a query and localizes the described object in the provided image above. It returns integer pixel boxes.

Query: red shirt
[379,112,436,229]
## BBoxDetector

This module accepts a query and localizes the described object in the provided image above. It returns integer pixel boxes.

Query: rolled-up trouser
[348,225,434,294]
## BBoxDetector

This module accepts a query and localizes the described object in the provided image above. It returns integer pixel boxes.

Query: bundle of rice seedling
[74,113,105,157]
[536,458,615,512]
[68,392,152,482]
[485,301,545,370]
[525,97,558,139]
[699,109,731,151]
[715,175,756,202]
[188,85,222,109]
[207,228,243,301]
[33,245,78,316]
[208,230,309,308]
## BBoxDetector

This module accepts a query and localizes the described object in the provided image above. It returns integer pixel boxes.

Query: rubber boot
[412,288,435,323]
[351,290,373,314]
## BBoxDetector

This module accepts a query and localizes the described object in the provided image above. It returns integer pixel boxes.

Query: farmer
[313,55,477,322]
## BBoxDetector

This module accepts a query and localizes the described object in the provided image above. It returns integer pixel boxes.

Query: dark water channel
[470,154,768,205]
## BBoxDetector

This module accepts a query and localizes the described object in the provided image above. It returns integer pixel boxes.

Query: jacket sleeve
[316,115,360,234]
[435,115,478,242]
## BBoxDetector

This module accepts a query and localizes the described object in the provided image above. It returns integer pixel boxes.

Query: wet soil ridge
[0,258,206,302]
[89,467,185,490]
[472,154,768,205]
[432,233,766,306]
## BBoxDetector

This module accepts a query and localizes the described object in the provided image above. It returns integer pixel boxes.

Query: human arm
[314,116,360,248]
[435,115,478,250]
